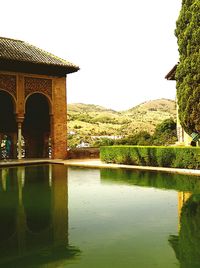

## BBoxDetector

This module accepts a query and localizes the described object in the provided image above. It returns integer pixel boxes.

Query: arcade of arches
[0,72,68,159]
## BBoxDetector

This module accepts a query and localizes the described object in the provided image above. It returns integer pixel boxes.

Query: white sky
[0,0,181,111]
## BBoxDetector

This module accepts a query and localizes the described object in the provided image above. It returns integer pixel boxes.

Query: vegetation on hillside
[175,0,200,134]
[67,99,177,148]
[99,118,177,147]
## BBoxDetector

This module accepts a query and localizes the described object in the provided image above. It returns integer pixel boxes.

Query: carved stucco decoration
[0,74,16,98]
[24,77,52,99]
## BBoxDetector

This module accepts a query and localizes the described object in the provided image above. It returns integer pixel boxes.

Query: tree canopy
[175,0,200,135]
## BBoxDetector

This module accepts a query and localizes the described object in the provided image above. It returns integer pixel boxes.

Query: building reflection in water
[169,191,200,268]
[0,164,80,267]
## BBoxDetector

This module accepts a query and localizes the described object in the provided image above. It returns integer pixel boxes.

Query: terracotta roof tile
[0,37,79,73]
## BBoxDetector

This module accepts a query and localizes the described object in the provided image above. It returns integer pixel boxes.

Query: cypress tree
[175,0,200,134]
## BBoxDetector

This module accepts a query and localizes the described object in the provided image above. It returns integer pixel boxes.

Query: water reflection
[0,165,80,267]
[100,168,200,268]
[100,168,200,193]
[169,192,200,268]
[1,165,200,268]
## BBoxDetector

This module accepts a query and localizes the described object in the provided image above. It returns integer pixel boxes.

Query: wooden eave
[165,64,177,81]
[0,58,79,77]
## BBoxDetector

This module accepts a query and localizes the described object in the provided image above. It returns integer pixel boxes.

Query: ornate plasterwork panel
[24,77,52,99]
[0,74,16,98]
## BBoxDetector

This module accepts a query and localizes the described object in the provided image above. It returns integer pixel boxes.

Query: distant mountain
[121,98,176,133]
[68,103,117,114]
[67,99,176,147]
[125,98,176,114]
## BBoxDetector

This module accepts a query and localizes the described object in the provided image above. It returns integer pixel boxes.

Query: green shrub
[156,148,176,167]
[173,147,200,169]
[100,146,200,169]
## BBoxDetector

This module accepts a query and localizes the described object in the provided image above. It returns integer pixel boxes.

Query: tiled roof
[0,37,79,74]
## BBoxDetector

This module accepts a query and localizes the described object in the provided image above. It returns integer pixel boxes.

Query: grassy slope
[121,98,176,134]
[68,99,176,138]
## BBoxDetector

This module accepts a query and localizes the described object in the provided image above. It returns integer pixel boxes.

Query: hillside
[121,98,176,134]
[68,103,117,114]
[67,99,176,147]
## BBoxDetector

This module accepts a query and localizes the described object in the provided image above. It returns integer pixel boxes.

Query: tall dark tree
[175,0,200,134]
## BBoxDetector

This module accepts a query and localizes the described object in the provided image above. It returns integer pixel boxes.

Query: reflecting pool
[0,165,200,267]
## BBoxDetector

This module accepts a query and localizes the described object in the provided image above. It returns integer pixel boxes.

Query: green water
[0,165,200,267]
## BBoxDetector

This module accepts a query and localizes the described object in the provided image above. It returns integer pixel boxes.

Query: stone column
[16,117,24,160]
[51,77,67,159]
[16,74,25,159]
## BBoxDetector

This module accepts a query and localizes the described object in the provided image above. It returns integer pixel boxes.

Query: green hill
[121,98,176,133]
[67,99,176,147]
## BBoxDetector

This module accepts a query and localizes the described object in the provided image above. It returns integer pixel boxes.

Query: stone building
[165,65,192,146]
[0,37,79,159]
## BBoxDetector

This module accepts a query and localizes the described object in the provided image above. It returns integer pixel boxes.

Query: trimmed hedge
[100,146,200,169]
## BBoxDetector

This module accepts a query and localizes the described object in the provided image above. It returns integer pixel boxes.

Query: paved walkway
[0,158,52,167]
[0,158,200,177]
[61,159,200,176]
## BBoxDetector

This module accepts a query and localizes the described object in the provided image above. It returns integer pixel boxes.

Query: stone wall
[67,148,100,159]
[51,77,67,159]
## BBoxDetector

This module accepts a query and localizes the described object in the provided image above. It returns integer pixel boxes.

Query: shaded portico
[0,37,79,159]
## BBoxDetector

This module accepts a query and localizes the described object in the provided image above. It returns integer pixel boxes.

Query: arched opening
[23,93,50,158]
[0,90,17,159]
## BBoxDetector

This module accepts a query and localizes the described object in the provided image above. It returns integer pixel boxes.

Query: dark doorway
[23,93,50,158]
[0,90,16,158]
